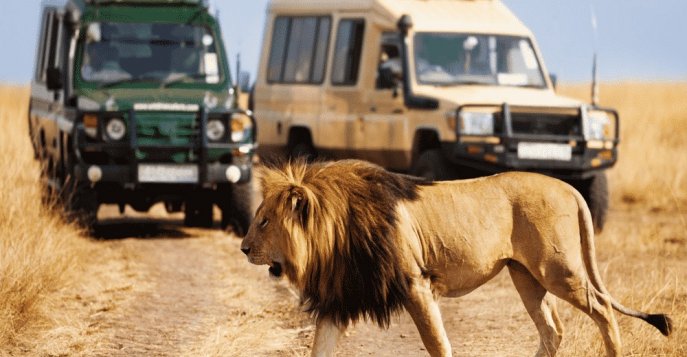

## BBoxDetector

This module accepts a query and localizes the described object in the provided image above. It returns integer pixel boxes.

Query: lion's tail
[574,190,673,337]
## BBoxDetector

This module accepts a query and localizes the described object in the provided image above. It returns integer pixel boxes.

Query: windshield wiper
[458,80,495,86]
[98,75,162,89]
[160,73,207,88]
[518,84,547,89]
[428,80,493,87]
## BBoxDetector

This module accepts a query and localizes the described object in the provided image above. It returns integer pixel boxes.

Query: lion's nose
[241,247,251,255]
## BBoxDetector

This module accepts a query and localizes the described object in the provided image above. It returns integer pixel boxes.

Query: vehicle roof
[68,0,207,11]
[269,0,532,36]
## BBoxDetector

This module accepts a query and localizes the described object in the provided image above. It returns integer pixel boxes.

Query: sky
[0,0,685,84]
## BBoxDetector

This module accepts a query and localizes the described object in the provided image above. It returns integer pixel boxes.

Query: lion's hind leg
[530,258,622,357]
[508,261,563,357]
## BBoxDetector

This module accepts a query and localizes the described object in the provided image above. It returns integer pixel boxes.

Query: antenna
[590,2,599,106]
[236,53,241,94]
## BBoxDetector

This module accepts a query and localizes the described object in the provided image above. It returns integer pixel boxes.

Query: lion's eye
[259,218,269,229]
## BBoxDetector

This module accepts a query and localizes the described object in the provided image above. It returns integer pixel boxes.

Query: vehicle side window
[35,9,59,83]
[267,16,331,84]
[331,19,365,86]
[46,13,63,71]
[376,31,402,89]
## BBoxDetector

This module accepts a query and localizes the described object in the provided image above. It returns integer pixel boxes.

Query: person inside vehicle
[81,41,131,81]
[377,43,402,89]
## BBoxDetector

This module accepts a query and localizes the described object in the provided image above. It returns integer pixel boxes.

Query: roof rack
[83,0,208,7]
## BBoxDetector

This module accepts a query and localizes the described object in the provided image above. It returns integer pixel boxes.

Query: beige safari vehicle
[252,0,619,231]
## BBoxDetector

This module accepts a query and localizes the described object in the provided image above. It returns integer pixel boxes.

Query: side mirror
[549,73,558,91]
[46,67,63,91]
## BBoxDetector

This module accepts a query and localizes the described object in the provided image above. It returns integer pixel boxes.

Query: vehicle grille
[134,112,199,163]
[135,112,199,146]
[510,112,582,138]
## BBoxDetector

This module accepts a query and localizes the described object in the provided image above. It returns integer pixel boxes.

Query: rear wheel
[577,172,609,233]
[410,149,453,181]
[184,193,214,228]
[220,183,254,237]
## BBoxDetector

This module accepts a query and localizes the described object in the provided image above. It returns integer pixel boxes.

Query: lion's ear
[288,186,309,226]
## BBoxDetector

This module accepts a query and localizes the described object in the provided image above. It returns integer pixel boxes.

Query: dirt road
[37,205,683,357]
[49,208,538,357]
[42,206,311,357]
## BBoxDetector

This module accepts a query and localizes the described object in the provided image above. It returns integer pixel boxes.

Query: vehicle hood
[415,85,584,109]
[75,87,230,112]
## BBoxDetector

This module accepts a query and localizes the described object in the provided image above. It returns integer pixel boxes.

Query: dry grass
[558,82,687,210]
[0,85,86,349]
[556,82,687,356]
[0,83,684,356]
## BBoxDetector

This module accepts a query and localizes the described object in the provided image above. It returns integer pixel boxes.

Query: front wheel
[410,149,453,181]
[184,193,214,228]
[64,181,98,231]
[578,172,609,233]
[220,183,254,237]
[288,141,317,162]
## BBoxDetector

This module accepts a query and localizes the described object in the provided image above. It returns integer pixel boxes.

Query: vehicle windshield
[414,33,546,87]
[79,22,222,85]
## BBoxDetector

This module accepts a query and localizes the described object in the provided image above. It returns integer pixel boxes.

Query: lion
[240,159,671,357]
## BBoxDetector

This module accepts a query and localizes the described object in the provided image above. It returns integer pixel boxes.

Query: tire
[410,149,453,181]
[58,144,99,230]
[64,181,98,231]
[184,193,214,228]
[220,183,254,237]
[578,172,609,233]
[288,141,317,162]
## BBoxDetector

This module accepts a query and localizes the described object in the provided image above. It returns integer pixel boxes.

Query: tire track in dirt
[49,208,312,357]
[86,236,229,356]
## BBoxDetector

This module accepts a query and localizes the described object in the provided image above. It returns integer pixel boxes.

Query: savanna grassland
[0,82,685,356]
[0,85,89,352]
[551,82,687,356]
[559,82,687,209]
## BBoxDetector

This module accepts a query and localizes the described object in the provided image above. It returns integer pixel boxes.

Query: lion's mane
[259,159,427,327]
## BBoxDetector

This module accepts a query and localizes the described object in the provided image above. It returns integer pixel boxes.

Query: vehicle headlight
[230,113,253,142]
[460,111,494,135]
[585,110,614,140]
[206,119,226,141]
[105,117,126,141]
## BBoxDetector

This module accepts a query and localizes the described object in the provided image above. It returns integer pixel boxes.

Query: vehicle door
[30,7,70,179]
[360,31,409,170]
[319,16,367,159]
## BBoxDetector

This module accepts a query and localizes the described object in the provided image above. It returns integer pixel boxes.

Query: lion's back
[408,171,582,240]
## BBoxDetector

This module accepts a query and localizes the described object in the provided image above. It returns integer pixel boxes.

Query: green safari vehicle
[28,0,256,235]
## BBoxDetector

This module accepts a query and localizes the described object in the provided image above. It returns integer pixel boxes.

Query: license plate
[138,164,198,183]
[517,142,572,161]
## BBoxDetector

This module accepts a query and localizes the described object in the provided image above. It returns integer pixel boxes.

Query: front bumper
[445,104,619,181]
[73,107,256,186]
[74,161,252,185]
[444,141,616,180]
